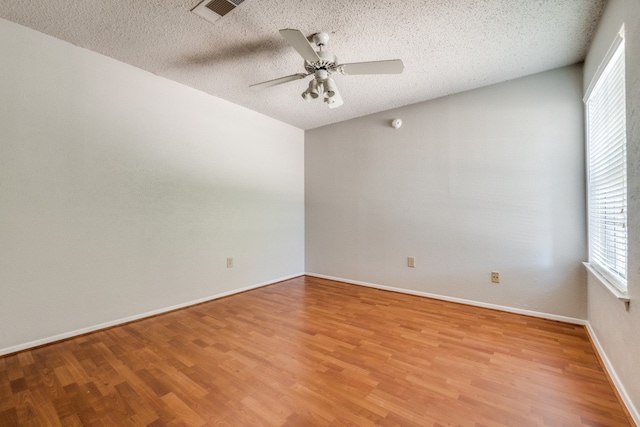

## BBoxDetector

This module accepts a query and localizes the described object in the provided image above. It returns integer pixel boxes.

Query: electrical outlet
[408,256,415,268]
[491,271,500,283]
[227,257,233,268]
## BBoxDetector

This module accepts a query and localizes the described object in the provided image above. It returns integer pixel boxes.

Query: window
[584,28,627,292]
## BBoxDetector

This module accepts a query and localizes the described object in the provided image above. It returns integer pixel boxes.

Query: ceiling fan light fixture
[308,79,320,99]
[324,78,337,98]
[325,90,343,109]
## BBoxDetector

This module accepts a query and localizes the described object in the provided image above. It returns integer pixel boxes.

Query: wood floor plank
[0,276,633,426]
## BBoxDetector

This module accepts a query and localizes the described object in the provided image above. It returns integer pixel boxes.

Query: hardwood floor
[0,276,633,426]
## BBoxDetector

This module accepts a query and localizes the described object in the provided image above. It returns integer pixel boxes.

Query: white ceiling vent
[192,0,247,23]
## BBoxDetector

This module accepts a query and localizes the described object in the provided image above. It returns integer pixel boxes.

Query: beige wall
[0,18,305,354]
[306,65,587,320]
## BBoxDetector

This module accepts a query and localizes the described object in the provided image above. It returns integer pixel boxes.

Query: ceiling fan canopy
[250,29,404,109]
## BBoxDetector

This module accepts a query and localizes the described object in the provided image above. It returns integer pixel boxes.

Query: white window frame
[583,26,628,299]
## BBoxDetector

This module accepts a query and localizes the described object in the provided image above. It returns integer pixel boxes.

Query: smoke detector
[192,0,247,23]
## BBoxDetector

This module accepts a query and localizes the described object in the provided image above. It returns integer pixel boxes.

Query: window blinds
[585,38,627,291]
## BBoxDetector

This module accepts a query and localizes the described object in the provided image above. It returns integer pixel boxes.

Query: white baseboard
[585,323,640,425]
[306,272,639,424]
[3,272,637,423]
[305,272,587,325]
[0,273,304,357]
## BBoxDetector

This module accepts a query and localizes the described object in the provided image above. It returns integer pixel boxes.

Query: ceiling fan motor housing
[305,50,337,75]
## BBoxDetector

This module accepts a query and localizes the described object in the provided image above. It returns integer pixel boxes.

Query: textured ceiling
[0,0,605,130]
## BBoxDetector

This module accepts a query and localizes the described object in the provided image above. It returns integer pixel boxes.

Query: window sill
[583,262,630,302]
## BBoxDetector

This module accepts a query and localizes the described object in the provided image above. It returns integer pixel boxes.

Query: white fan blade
[250,73,309,90]
[339,59,404,75]
[279,29,321,63]
[326,91,344,109]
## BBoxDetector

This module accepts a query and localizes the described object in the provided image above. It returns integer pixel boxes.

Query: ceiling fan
[250,29,404,109]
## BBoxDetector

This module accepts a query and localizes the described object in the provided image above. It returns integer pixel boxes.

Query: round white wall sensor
[391,119,402,129]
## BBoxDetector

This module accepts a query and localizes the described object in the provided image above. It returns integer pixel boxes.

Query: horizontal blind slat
[586,38,627,287]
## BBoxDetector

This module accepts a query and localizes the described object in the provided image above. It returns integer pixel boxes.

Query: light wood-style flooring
[0,276,633,426]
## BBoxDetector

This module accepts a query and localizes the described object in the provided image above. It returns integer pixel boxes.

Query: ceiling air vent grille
[205,0,234,16]
[192,0,247,23]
